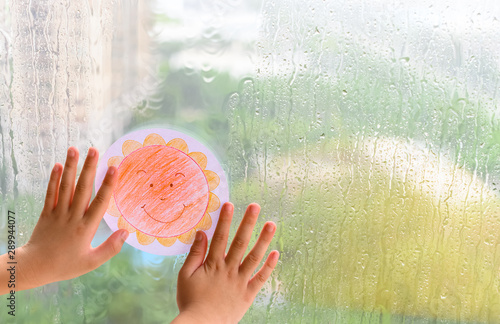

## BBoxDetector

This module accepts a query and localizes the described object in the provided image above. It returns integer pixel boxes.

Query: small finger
[43,163,63,211]
[71,147,99,215]
[225,203,260,267]
[239,221,276,277]
[247,250,279,296]
[84,166,117,227]
[180,231,208,277]
[206,202,234,264]
[56,147,79,210]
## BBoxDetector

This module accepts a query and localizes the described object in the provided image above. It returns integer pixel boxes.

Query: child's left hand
[3,147,128,294]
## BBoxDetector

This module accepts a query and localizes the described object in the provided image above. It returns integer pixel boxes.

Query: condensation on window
[1,0,499,323]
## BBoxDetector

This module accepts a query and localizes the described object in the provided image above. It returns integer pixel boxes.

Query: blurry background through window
[1,0,500,323]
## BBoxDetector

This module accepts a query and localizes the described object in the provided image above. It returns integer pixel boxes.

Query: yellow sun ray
[108,156,123,167]
[137,231,156,245]
[204,170,220,191]
[143,133,167,146]
[166,138,188,153]
[195,213,212,230]
[188,152,207,170]
[107,195,121,217]
[207,192,220,212]
[178,229,196,244]
[117,215,136,233]
[157,237,177,247]
[122,140,143,156]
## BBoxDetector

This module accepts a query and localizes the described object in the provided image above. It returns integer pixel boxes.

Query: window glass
[1,0,499,323]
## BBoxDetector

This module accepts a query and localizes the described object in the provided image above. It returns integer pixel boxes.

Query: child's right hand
[172,203,279,324]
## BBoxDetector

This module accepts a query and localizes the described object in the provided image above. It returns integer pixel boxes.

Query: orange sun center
[114,145,209,237]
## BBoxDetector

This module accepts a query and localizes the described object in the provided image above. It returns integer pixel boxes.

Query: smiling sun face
[106,133,220,247]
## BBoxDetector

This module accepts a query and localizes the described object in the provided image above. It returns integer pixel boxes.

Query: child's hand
[14,147,128,291]
[173,203,279,324]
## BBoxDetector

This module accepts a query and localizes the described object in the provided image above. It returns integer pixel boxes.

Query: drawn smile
[141,203,187,224]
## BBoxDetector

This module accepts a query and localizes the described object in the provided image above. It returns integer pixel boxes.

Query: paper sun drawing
[95,128,228,255]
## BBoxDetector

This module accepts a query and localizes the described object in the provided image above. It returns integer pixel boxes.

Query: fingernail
[120,231,129,240]
[266,223,275,232]
[53,164,60,172]
[250,203,260,213]
[225,202,234,212]
[195,231,203,241]
[88,148,95,157]
[108,167,115,176]
[68,148,75,158]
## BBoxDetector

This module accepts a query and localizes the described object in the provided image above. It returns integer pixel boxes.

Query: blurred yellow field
[266,137,500,321]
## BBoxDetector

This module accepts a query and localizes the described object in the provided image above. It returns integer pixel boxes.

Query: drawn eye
[150,183,153,187]
[169,173,185,188]
[137,169,146,174]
